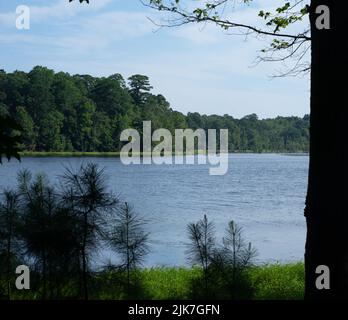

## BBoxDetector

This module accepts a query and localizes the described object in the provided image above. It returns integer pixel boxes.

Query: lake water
[0,154,308,267]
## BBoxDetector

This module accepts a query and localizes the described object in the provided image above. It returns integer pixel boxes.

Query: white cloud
[85,11,155,39]
[0,4,155,52]
[0,11,16,28]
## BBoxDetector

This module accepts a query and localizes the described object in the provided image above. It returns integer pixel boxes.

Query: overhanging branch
[142,0,311,41]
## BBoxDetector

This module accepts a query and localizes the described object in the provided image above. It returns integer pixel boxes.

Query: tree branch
[142,0,311,41]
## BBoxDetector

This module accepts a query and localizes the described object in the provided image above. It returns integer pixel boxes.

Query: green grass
[94,263,304,300]
[5,263,304,300]
[139,267,203,300]
[247,263,304,300]
[141,263,304,300]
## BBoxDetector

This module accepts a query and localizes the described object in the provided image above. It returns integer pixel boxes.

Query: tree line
[0,66,309,154]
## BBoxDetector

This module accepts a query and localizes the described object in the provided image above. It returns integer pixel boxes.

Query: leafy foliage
[0,115,22,164]
[2,67,309,153]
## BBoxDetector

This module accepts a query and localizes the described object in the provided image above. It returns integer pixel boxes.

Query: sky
[0,0,310,119]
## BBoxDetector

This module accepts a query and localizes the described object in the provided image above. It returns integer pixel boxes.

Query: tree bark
[305,0,348,299]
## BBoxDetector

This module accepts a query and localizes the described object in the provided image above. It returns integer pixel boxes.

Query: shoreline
[19,151,309,158]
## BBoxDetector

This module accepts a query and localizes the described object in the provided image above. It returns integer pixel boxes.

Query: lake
[0,154,308,267]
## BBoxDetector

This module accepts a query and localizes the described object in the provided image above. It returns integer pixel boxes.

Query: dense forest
[0,66,309,153]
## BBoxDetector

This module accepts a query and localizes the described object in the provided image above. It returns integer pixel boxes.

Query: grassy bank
[246,263,304,299]
[10,263,304,300]
[132,263,304,300]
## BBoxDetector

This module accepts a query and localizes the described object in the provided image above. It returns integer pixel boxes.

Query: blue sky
[0,0,310,118]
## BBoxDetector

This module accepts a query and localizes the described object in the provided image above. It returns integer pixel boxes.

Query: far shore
[19,151,309,158]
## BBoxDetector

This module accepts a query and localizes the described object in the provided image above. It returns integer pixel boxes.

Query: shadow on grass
[90,269,151,300]
[188,265,255,300]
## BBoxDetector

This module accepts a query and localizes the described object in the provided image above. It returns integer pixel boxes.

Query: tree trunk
[305,0,348,299]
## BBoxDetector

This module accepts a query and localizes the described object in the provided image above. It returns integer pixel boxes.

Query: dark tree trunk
[305,0,348,299]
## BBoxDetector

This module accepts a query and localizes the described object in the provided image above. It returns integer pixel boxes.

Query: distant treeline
[0,67,309,153]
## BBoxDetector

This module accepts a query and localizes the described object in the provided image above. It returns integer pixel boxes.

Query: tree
[0,190,20,299]
[75,100,96,151]
[26,66,55,124]
[92,111,114,152]
[17,170,58,299]
[304,1,348,299]
[108,202,149,297]
[128,75,153,105]
[52,71,83,150]
[140,0,348,299]
[212,221,257,298]
[61,163,118,299]
[187,214,215,293]
[0,115,22,164]
[39,111,65,151]
[3,65,309,153]
[18,171,80,298]
[92,75,134,117]
[1,165,126,299]
[187,216,256,298]
[2,71,29,115]
[15,107,37,151]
